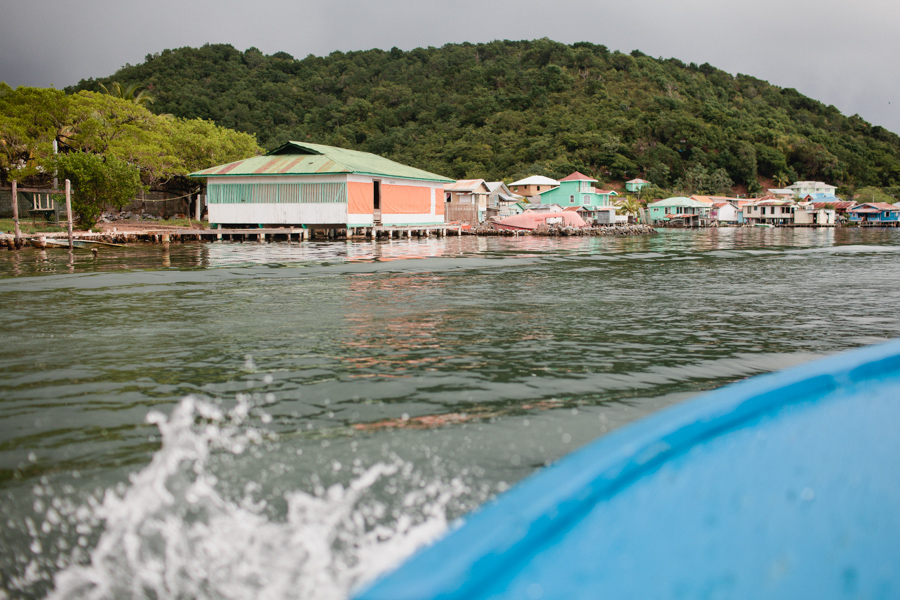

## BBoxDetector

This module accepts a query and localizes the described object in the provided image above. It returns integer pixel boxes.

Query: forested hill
[68,39,900,195]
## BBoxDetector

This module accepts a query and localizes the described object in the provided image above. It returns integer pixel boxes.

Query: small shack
[190,142,453,229]
[444,179,491,224]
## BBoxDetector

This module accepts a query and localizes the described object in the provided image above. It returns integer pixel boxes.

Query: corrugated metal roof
[811,201,856,209]
[852,203,898,211]
[444,179,489,192]
[190,141,453,182]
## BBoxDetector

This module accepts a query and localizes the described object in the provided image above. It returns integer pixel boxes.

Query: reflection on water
[4,227,897,278]
[2,228,900,598]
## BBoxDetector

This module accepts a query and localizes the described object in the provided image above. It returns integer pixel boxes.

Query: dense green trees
[98,81,155,106]
[0,83,262,222]
[55,151,143,226]
[64,39,900,197]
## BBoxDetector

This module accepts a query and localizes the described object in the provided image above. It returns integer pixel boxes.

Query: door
[373,180,382,225]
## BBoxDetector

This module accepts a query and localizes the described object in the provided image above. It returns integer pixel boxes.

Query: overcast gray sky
[2,0,899,134]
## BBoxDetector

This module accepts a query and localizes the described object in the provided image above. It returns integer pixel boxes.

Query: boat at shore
[355,339,900,600]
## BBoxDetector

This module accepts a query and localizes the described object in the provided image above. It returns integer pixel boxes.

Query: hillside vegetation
[69,39,900,196]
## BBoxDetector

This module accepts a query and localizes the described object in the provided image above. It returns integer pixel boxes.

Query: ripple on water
[1,229,900,598]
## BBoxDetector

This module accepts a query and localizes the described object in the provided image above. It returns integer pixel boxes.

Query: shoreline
[1,222,659,249]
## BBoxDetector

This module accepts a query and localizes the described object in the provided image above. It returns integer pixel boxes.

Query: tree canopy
[55,151,143,226]
[0,83,262,224]
[0,83,262,187]
[66,39,900,195]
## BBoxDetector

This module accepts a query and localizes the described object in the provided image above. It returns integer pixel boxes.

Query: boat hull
[355,340,900,599]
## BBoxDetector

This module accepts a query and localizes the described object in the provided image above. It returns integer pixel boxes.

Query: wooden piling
[65,179,74,251]
[11,180,21,249]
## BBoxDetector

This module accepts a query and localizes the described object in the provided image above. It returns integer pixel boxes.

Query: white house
[709,201,740,224]
[509,176,560,198]
[793,203,836,226]
[787,181,837,198]
[743,200,796,225]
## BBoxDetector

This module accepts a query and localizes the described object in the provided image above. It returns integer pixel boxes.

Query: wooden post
[195,193,202,222]
[11,180,22,248]
[65,179,74,250]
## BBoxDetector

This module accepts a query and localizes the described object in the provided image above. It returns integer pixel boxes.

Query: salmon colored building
[190,142,453,229]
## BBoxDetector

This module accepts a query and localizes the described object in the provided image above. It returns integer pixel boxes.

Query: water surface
[2,228,900,598]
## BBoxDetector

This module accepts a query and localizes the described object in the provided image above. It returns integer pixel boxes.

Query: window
[570,195,575,203]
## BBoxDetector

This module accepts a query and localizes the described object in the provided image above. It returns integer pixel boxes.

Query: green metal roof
[189,141,453,183]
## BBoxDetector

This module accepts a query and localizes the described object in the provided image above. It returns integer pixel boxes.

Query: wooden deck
[2,223,465,249]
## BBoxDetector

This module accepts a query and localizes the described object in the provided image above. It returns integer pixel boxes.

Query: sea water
[2,228,900,599]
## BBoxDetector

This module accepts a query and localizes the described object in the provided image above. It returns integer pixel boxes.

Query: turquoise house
[538,172,618,222]
[625,178,651,193]
[647,197,710,225]
[848,203,900,225]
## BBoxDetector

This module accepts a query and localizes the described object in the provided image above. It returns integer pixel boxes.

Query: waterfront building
[485,182,524,218]
[444,179,491,223]
[190,141,452,229]
[793,203,836,226]
[647,197,710,226]
[809,199,857,218]
[742,199,797,225]
[509,176,560,198]
[709,202,740,224]
[536,172,618,224]
[848,203,900,225]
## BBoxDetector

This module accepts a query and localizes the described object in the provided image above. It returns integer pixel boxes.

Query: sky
[2,0,899,134]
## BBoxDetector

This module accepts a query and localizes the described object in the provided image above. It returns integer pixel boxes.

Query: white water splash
[40,396,467,600]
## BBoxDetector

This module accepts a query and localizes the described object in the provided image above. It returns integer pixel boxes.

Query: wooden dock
[2,223,465,249]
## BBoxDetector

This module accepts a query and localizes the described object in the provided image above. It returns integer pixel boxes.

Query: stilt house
[190,142,453,229]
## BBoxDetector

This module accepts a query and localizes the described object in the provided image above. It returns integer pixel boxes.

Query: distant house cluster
[190,142,645,233]
[647,181,900,228]
[444,172,631,229]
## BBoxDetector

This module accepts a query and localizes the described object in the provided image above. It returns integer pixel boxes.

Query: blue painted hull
[355,340,900,600]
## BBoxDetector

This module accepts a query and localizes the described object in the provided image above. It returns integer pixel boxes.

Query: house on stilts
[190,142,454,234]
